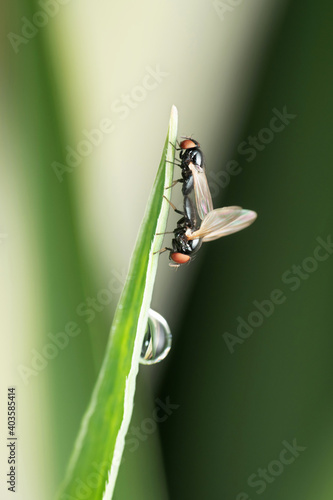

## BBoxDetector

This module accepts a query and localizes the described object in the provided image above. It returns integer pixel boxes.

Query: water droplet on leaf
[140,309,172,365]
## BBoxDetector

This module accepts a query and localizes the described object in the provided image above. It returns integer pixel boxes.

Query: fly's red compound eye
[179,139,198,150]
[170,252,191,265]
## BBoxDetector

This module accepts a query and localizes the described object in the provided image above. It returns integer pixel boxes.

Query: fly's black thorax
[172,230,202,256]
[180,147,204,170]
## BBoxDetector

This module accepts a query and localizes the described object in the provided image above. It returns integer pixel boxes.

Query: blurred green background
[2,0,333,499]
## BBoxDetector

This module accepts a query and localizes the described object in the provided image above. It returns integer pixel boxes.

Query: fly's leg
[163,195,184,216]
[169,140,181,150]
[166,159,182,167]
[165,178,183,190]
[153,246,172,255]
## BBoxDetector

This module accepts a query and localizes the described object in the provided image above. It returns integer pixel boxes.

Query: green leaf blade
[58,105,178,500]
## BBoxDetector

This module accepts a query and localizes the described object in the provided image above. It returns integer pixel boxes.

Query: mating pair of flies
[157,138,257,268]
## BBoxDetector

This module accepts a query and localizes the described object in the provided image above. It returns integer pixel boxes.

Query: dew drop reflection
[140,309,172,365]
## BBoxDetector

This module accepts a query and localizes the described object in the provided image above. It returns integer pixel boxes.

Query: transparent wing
[189,164,213,220]
[187,207,257,242]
